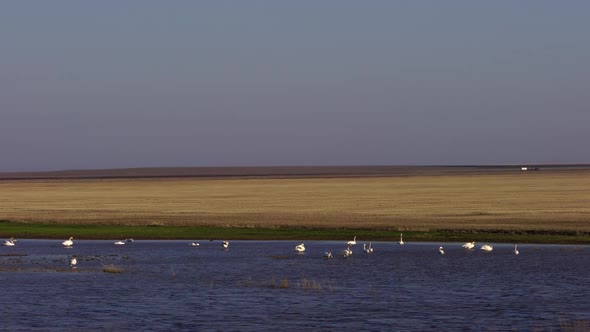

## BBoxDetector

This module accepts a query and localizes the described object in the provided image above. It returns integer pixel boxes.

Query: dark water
[1,240,589,331]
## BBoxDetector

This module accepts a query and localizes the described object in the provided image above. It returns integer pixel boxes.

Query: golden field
[1,169,589,232]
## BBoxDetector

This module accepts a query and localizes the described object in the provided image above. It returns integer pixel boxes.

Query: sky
[1,1,589,172]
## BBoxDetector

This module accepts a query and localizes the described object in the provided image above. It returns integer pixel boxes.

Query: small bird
[514,244,519,255]
[70,257,77,268]
[190,242,200,246]
[439,246,445,255]
[62,237,74,247]
[222,241,229,249]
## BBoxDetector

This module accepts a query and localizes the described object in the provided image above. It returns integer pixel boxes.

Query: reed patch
[102,264,125,273]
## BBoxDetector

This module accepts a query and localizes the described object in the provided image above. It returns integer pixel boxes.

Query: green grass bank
[1,221,588,244]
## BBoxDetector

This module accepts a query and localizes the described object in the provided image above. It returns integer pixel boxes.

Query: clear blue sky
[1,1,589,172]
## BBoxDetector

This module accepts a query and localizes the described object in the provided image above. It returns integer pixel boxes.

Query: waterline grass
[1,221,588,244]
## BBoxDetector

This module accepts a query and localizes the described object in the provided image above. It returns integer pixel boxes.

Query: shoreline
[1,222,589,244]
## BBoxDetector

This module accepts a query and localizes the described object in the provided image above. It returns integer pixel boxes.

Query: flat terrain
[3,165,586,180]
[1,166,589,235]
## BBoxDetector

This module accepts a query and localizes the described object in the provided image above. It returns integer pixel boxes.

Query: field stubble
[1,171,589,233]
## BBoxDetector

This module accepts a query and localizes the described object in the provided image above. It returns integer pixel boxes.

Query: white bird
[62,237,74,247]
[514,244,519,255]
[222,241,229,249]
[190,242,200,246]
[2,237,16,246]
[439,246,445,255]
[364,242,374,253]
[462,241,475,250]
[70,257,77,267]
[295,243,306,253]
[399,233,405,245]
[347,236,357,246]
[325,251,333,259]
[114,240,126,245]
[342,246,353,258]
[481,244,493,252]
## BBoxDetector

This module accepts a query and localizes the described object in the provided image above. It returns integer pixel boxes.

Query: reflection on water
[1,240,589,331]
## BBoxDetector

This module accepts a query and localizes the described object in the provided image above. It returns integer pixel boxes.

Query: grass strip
[1,221,588,244]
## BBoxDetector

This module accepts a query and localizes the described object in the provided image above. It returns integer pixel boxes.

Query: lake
[1,240,589,331]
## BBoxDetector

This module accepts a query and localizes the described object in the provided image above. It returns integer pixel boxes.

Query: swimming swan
[364,242,374,253]
[295,243,306,253]
[190,242,200,246]
[462,241,475,249]
[70,257,77,267]
[399,233,404,245]
[342,246,353,258]
[62,237,74,247]
[439,246,445,255]
[480,244,493,252]
[2,237,16,246]
[514,244,519,255]
[347,236,357,246]
[222,241,229,249]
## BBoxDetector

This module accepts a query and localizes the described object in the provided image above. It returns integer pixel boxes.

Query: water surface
[1,240,588,331]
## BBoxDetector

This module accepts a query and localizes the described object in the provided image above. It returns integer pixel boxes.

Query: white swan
[294,243,305,253]
[114,240,126,245]
[190,242,200,246]
[364,242,373,253]
[2,237,16,246]
[439,246,445,255]
[342,246,353,258]
[480,244,493,252]
[222,241,229,249]
[462,241,475,249]
[347,236,357,246]
[514,244,519,255]
[399,233,404,245]
[62,237,74,247]
[70,257,77,267]
[325,251,333,259]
